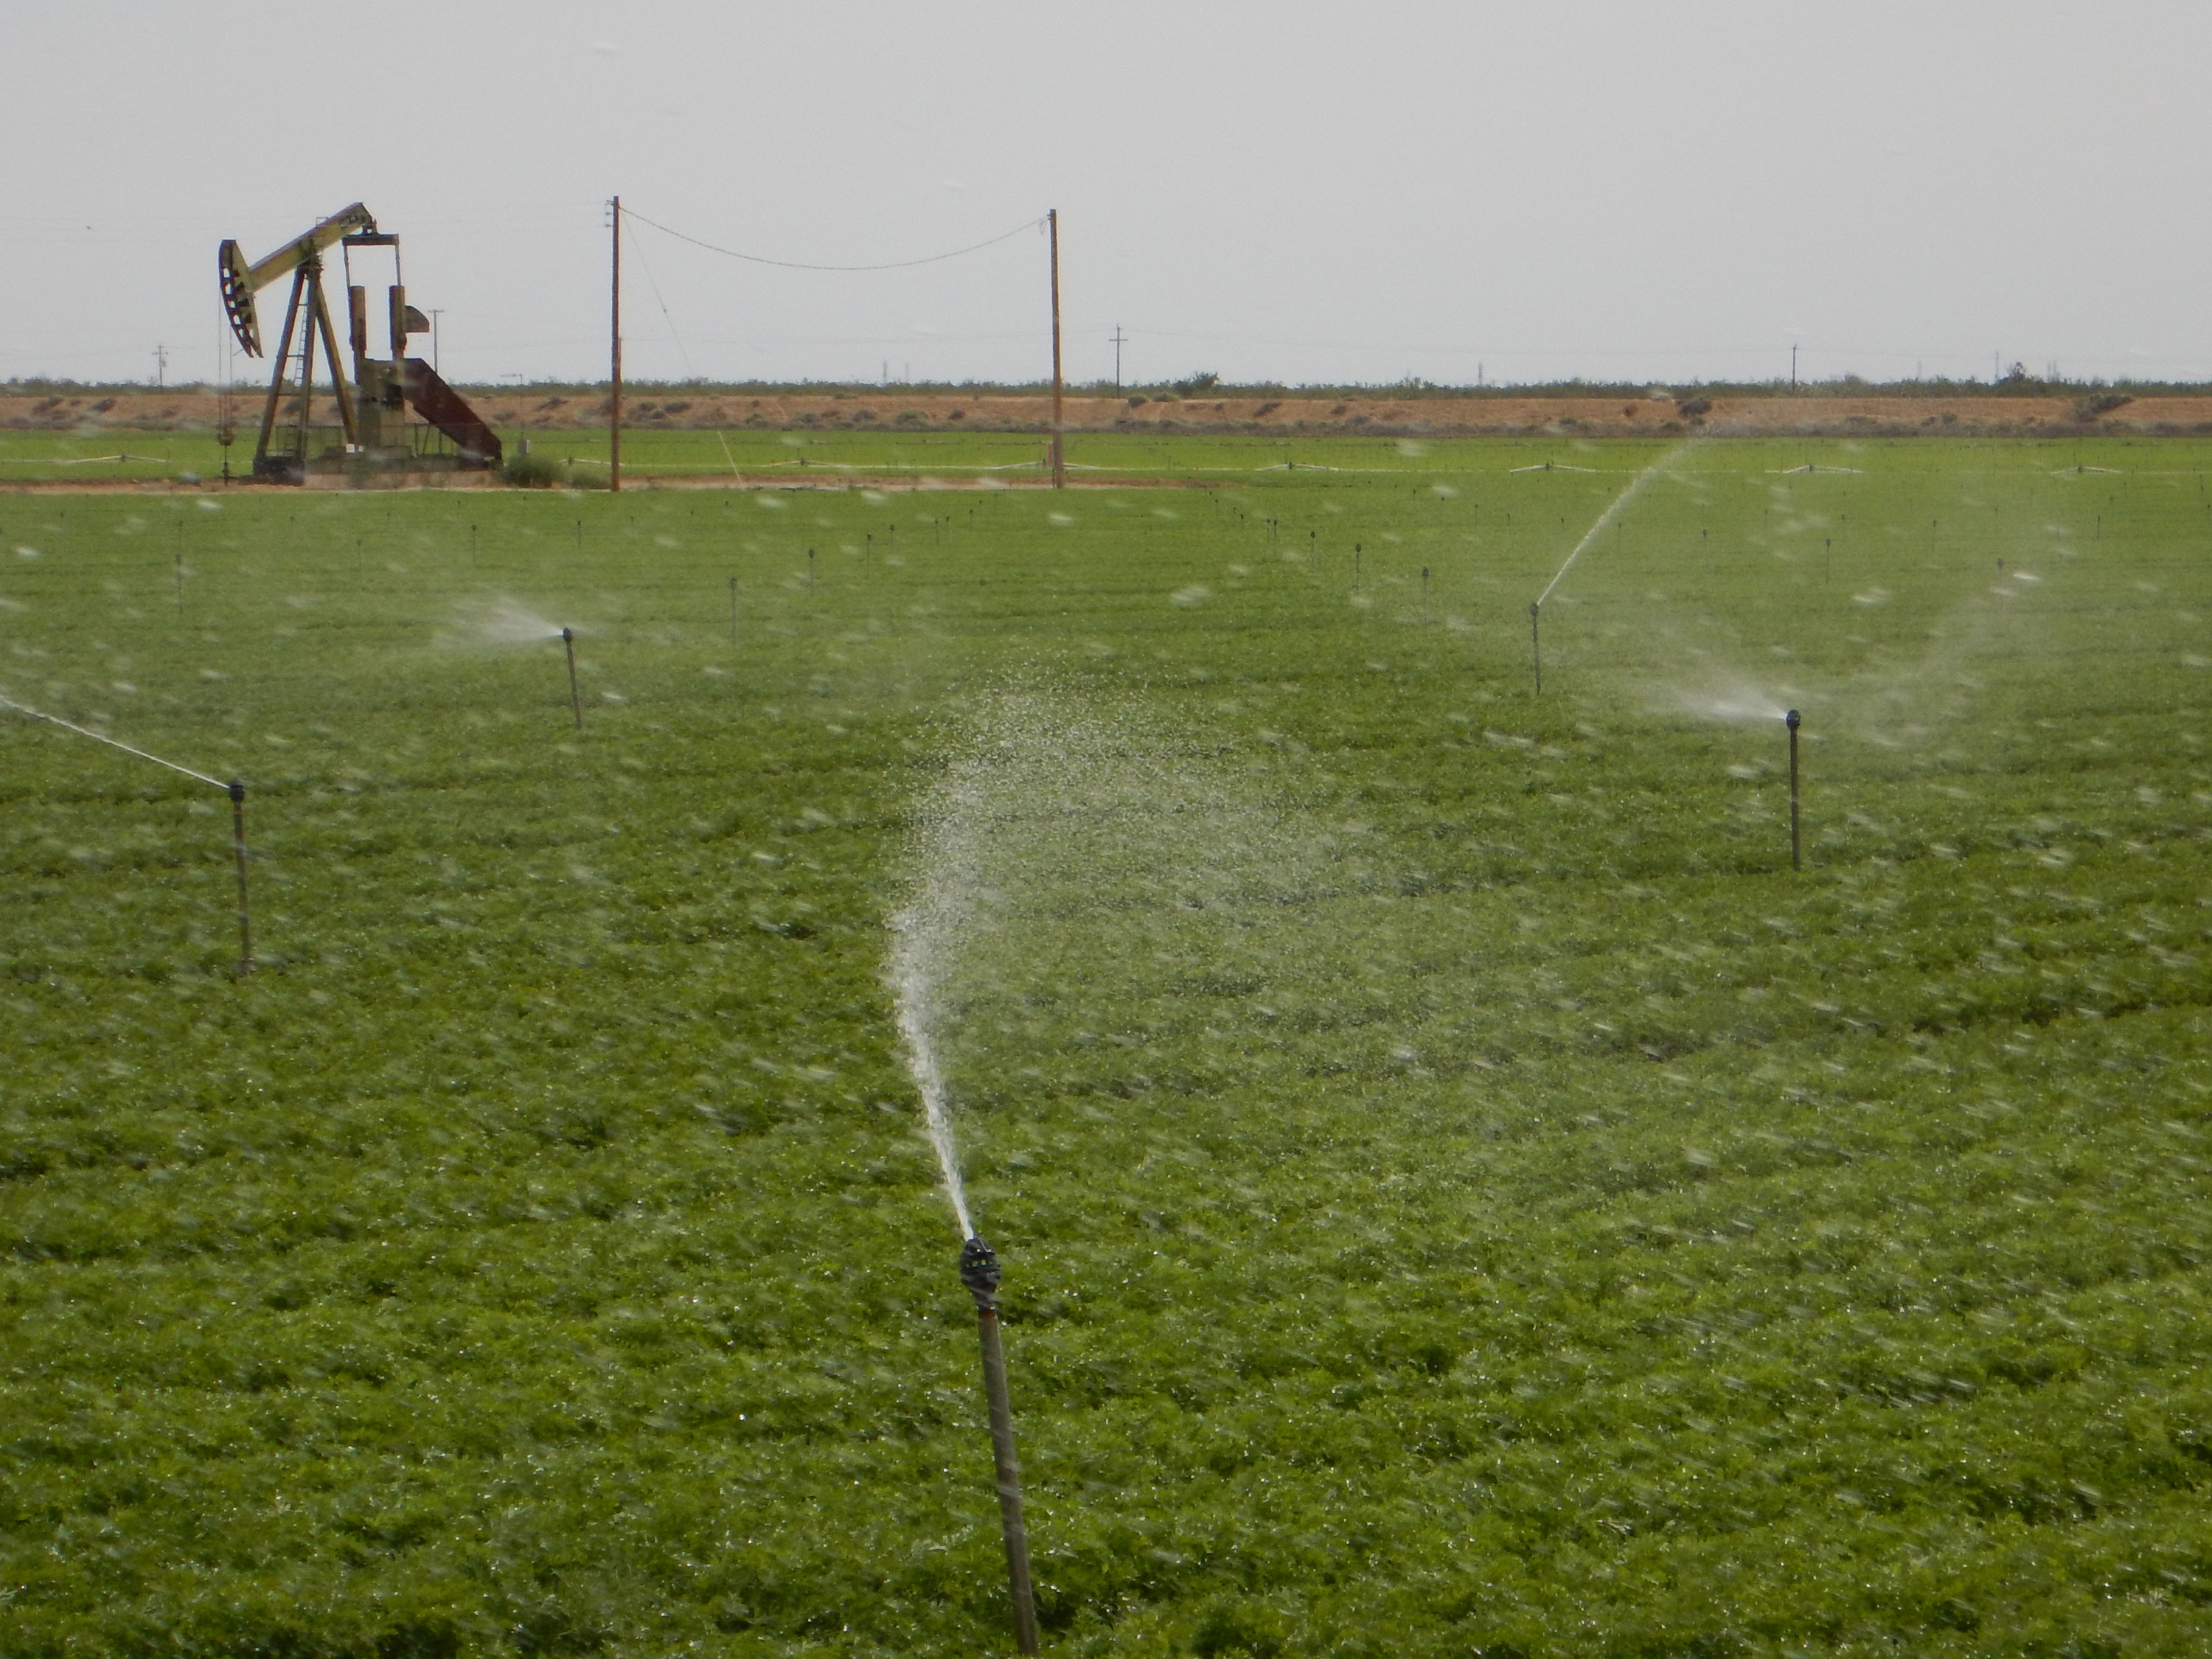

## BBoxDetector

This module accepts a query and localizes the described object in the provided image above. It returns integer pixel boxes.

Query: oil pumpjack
[219,204,502,482]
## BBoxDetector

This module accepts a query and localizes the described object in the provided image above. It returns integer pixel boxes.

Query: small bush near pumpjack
[501,452,567,488]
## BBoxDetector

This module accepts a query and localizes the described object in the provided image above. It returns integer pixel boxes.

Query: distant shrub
[1127,395,1148,408]
[501,452,566,488]
[1678,396,1713,418]
[2073,392,2133,421]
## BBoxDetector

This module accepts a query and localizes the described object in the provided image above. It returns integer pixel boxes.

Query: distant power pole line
[1110,324,1127,391]
[1790,344,1798,389]
[153,344,167,389]
[608,195,622,494]
[1046,209,1064,490]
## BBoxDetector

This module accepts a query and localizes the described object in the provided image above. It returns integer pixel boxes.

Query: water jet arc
[961,1237,1040,1655]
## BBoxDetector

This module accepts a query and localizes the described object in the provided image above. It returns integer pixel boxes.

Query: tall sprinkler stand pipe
[561,627,584,730]
[1785,709,1802,871]
[728,577,739,643]
[1529,602,1543,695]
[960,1237,1041,1655]
[229,779,254,975]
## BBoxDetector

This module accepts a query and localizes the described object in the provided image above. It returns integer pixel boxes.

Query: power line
[622,206,1046,272]
[623,215,694,378]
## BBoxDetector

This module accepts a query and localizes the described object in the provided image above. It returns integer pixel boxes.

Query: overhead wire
[622,207,1046,273]
[618,215,742,476]
[622,214,695,378]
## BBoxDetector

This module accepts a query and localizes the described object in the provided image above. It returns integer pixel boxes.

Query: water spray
[1785,709,1802,871]
[0,695,255,973]
[1524,444,1691,696]
[959,1236,1041,1656]
[560,627,583,729]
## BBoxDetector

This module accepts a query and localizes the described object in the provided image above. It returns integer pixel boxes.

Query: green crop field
[0,424,1491,485]
[4,435,2212,1658]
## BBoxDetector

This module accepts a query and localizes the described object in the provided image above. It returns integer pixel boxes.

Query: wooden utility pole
[1048,209,1065,490]
[1110,324,1126,392]
[610,196,623,493]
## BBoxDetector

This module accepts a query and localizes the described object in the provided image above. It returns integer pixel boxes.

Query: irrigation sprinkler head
[960,1235,1001,1310]
[559,626,573,643]
[227,778,245,804]
[1785,708,1801,731]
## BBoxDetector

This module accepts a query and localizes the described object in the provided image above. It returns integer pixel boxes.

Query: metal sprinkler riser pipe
[959,1237,1040,1655]
[228,778,254,975]
[560,627,584,730]
[1784,709,1802,872]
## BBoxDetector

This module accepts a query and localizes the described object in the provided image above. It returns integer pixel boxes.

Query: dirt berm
[8,389,2208,439]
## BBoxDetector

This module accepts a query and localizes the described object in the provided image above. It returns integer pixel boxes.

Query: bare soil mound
[8,389,2205,440]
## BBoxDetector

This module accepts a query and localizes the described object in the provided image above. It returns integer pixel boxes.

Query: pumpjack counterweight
[218,204,501,483]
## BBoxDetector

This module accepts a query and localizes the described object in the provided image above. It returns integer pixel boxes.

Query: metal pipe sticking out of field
[229,779,254,975]
[1529,602,1543,695]
[959,1236,1040,1656]
[1785,709,1802,871]
[560,627,583,729]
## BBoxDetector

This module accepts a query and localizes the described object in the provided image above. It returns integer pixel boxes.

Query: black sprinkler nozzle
[960,1235,1001,1307]
[1785,708,1801,731]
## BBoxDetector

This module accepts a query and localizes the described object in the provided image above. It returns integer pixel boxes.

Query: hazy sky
[6,1,2205,389]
